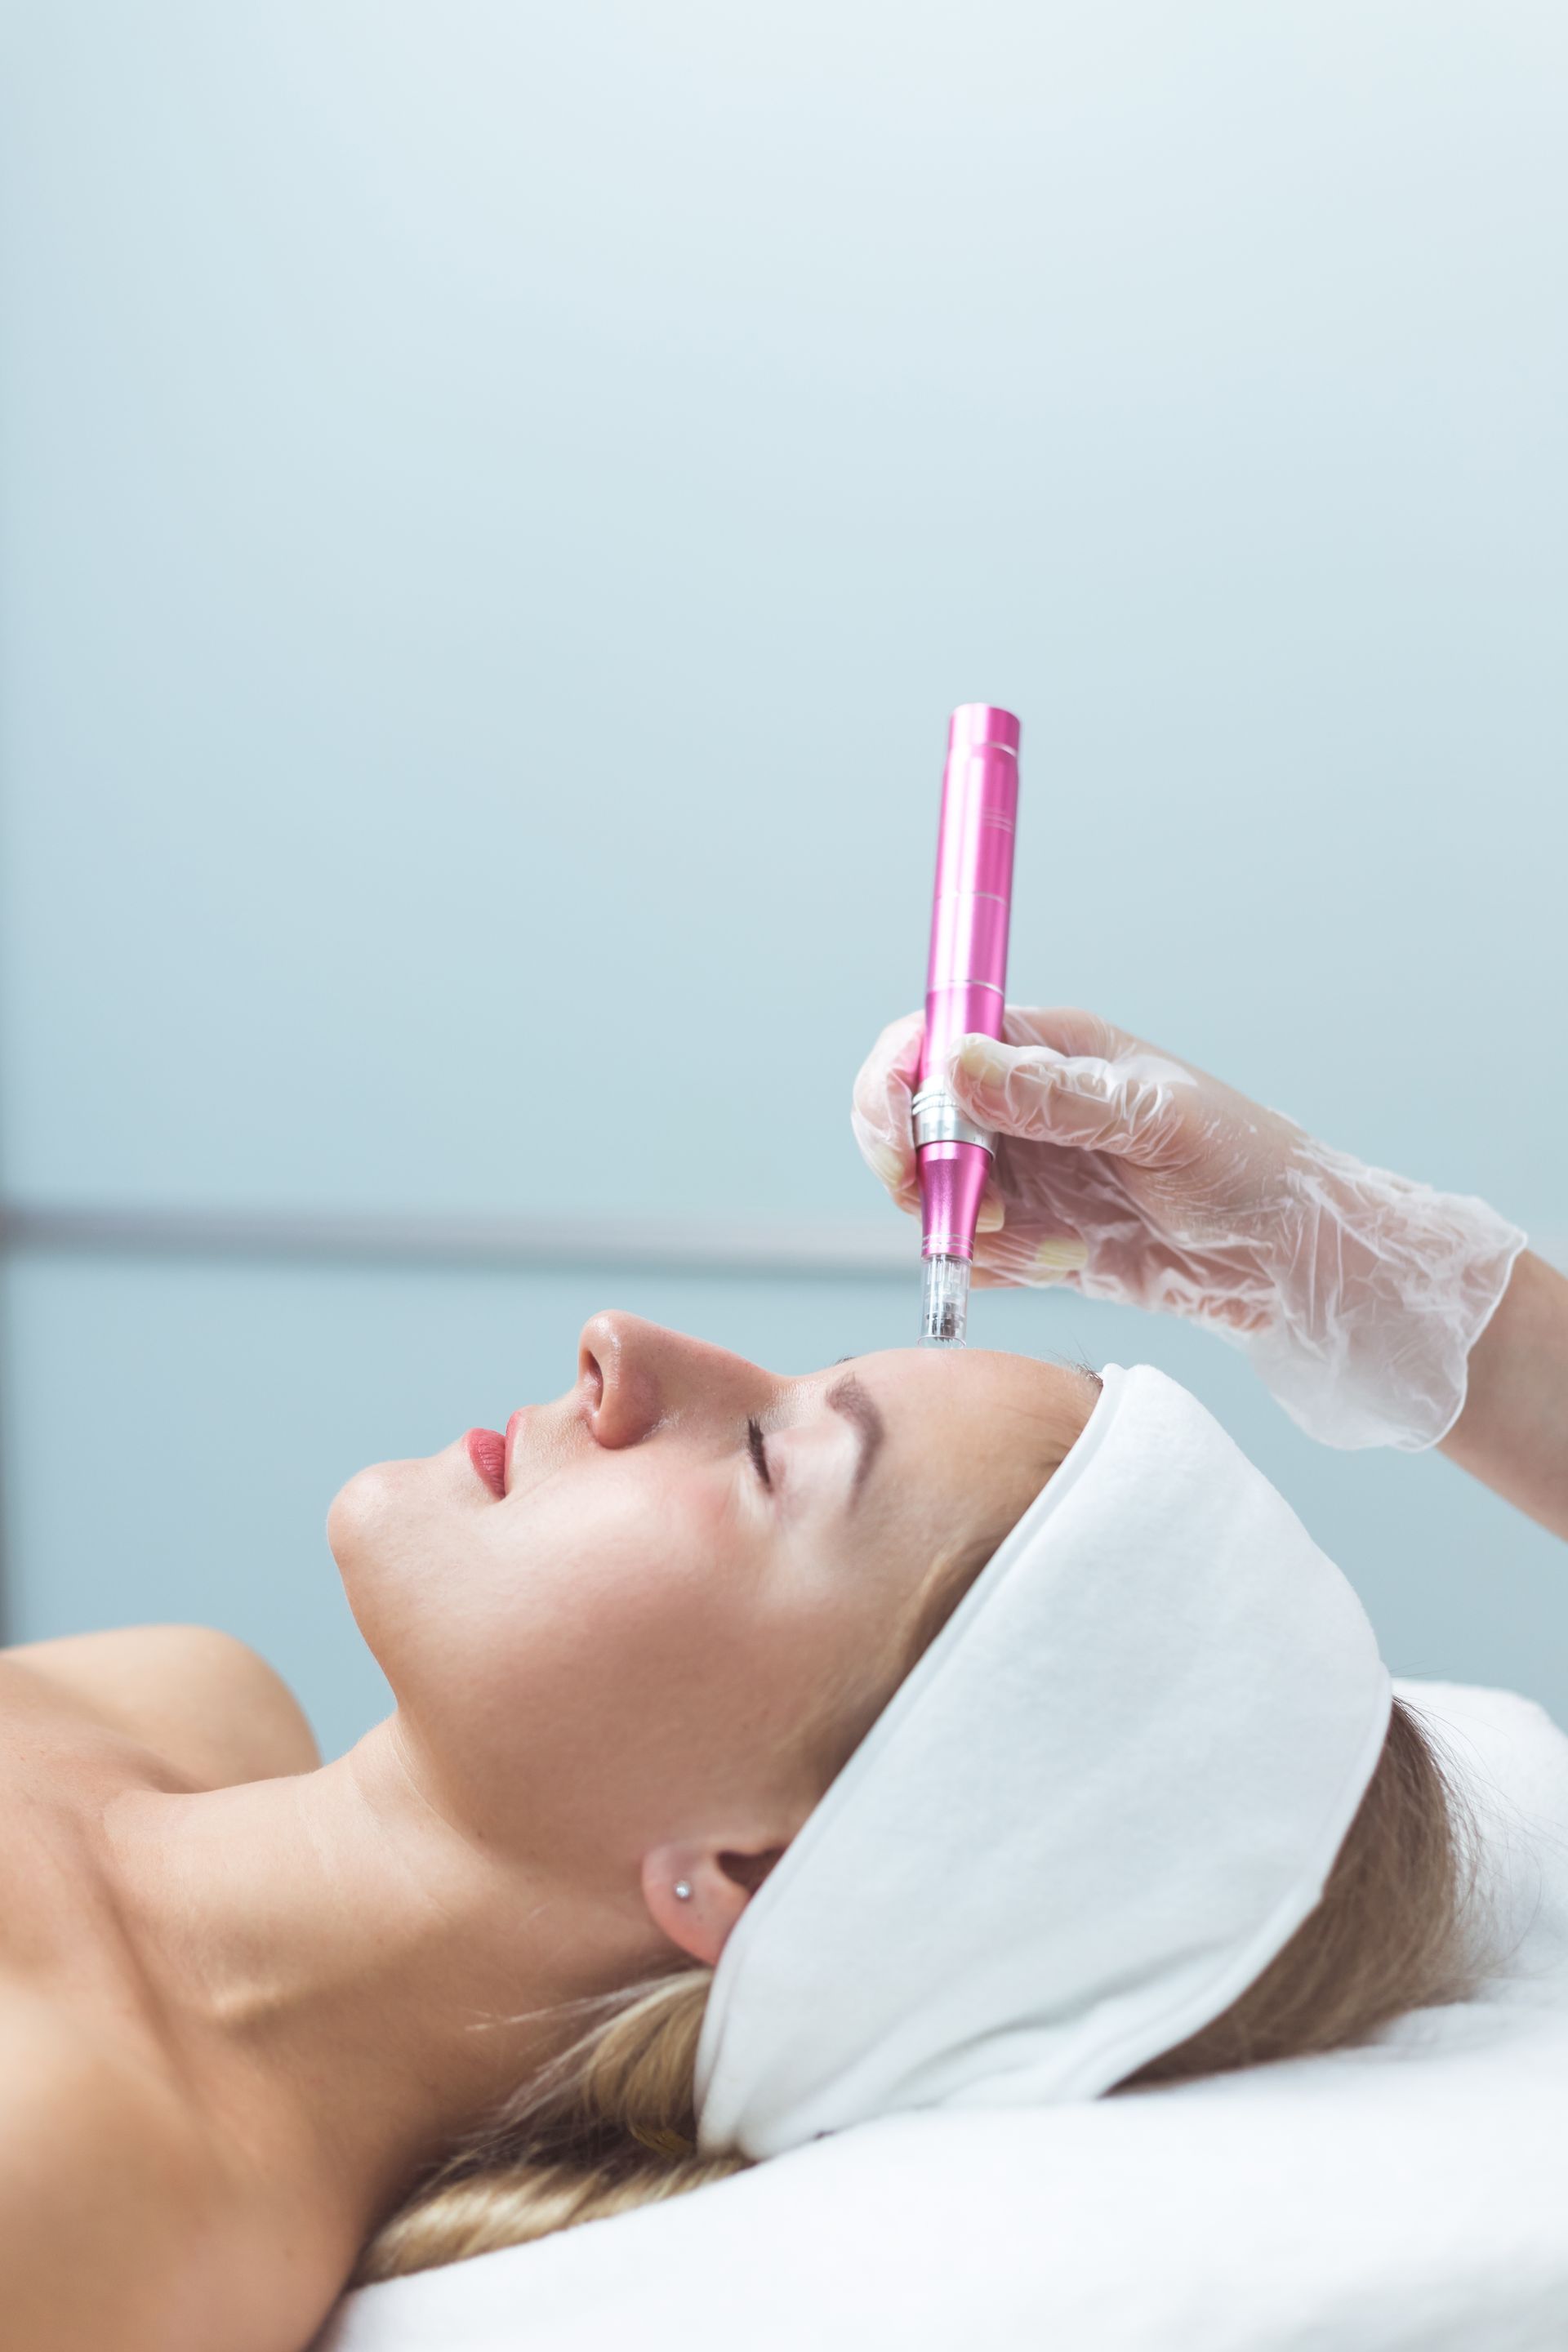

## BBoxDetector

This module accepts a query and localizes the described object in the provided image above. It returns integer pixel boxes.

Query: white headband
[695,1361,1391,2158]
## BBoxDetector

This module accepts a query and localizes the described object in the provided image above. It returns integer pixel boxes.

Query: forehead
[808,1347,1096,1510]
[830,1345,1091,1428]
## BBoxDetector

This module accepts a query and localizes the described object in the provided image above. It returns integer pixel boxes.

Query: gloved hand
[853,1005,1526,1452]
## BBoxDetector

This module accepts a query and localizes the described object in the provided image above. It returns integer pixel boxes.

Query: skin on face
[328,1315,1097,1967]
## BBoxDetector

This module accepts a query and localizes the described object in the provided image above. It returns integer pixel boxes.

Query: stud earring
[674,1879,693,1902]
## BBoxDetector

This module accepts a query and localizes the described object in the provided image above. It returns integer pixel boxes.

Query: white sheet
[317,1682,1568,2352]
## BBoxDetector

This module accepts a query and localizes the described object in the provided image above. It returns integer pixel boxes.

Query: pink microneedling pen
[913,703,1021,1347]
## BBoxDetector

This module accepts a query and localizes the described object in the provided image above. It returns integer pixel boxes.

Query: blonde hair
[358,1383,1474,2283]
[356,1968,731,2278]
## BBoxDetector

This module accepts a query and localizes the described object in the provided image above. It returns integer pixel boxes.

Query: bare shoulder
[0,1996,236,2352]
[7,1625,321,1784]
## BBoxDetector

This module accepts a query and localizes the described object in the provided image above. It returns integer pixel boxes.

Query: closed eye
[746,1417,773,1491]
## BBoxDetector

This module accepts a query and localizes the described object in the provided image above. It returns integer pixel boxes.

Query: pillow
[315,1682,1568,2352]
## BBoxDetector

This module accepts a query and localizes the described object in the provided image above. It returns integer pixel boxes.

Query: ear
[641,1840,788,1968]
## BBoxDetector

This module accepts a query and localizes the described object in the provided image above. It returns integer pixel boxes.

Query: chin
[327,1457,417,1586]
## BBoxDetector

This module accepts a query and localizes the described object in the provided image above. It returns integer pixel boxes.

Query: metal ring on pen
[911,1085,995,1155]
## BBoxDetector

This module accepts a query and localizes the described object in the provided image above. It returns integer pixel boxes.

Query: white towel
[697,1361,1391,2157]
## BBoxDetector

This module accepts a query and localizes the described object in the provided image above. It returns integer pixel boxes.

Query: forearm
[1437,1250,1568,1540]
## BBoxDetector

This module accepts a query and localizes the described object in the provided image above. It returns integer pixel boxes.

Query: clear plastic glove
[852,1006,1526,1452]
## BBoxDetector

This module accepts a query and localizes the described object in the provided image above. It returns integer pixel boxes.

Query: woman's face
[329,1315,1095,1949]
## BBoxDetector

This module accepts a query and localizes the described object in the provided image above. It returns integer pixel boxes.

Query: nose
[577,1312,768,1450]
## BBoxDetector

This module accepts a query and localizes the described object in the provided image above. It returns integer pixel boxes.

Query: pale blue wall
[2,6,1564,1757]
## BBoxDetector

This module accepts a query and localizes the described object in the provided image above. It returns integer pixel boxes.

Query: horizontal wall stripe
[3,1204,1559,1285]
[0,1200,919,1282]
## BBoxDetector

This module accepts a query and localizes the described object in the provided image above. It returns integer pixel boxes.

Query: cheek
[490,1537,854,1840]
[478,1517,738,1764]
[400,1495,808,1854]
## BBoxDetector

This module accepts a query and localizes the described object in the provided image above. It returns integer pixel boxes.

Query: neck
[105,1718,646,2250]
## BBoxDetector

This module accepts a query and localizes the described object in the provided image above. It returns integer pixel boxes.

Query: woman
[2,1007,1562,2351]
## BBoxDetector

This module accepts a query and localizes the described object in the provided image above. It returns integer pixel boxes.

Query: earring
[674,1880,693,1902]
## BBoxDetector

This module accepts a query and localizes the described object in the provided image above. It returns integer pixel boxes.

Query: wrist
[1242,1149,1526,1451]
[1438,1250,1568,1539]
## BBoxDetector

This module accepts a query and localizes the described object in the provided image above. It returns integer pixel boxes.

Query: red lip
[465,1428,507,1500]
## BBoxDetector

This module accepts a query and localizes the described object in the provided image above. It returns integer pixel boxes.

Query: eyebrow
[825,1373,886,1504]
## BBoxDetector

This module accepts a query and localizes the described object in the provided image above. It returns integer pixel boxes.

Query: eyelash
[746,1417,773,1491]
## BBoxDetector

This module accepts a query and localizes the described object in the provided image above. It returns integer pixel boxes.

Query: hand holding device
[857,1001,1526,1449]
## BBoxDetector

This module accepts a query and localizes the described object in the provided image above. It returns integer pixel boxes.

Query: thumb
[949,1033,1193,1162]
